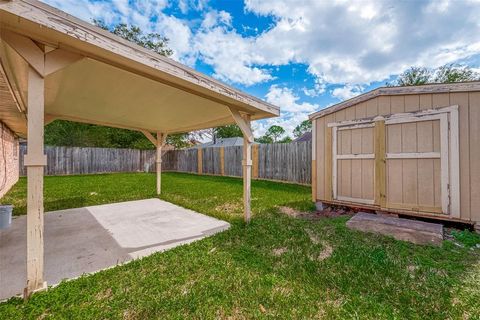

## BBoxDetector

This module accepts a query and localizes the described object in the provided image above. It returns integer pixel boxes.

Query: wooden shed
[309,82,480,228]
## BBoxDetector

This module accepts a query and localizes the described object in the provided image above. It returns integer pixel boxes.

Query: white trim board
[327,105,458,128]
[386,152,440,159]
[336,154,375,159]
[336,196,375,205]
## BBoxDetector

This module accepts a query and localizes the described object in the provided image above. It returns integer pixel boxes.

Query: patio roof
[0,0,279,138]
[0,0,278,298]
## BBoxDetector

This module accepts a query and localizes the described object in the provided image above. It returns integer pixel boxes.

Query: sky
[41,0,480,138]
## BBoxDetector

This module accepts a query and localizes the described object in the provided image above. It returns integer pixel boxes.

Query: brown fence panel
[257,141,311,184]
[20,142,312,184]
[224,146,242,177]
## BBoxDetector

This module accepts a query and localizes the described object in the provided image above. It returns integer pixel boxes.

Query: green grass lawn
[1,172,479,319]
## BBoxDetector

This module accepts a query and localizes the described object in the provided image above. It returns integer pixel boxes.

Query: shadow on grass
[13,197,88,216]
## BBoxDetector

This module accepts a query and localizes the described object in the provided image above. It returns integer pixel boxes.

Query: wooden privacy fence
[20,141,312,184]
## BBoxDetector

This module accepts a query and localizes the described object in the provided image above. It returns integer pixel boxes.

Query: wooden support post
[242,115,252,223]
[252,144,259,179]
[220,147,225,176]
[228,107,254,223]
[24,65,47,298]
[197,148,203,174]
[374,120,386,207]
[156,132,166,195]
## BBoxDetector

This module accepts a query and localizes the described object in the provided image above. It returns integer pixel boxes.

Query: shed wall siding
[314,91,480,223]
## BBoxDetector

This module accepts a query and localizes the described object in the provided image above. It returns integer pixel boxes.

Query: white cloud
[265,85,317,113]
[245,0,480,85]
[193,16,273,85]
[251,85,319,137]
[331,84,364,101]
[302,79,326,97]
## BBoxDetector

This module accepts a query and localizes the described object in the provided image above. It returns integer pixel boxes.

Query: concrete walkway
[0,199,230,300]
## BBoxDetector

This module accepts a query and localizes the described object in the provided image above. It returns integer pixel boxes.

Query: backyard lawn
[0,172,479,319]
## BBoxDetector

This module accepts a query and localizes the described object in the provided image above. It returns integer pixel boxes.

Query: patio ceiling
[0,0,279,138]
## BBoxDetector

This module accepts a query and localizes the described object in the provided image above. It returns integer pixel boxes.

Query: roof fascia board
[309,82,480,120]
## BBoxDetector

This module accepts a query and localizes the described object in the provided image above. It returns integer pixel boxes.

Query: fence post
[197,148,203,174]
[220,147,225,176]
[252,144,259,179]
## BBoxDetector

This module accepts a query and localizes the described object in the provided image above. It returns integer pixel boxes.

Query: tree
[215,125,243,139]
[388,64,479,86]
[293,120,312,138]
[278,136,292,143]
[265,125,285,143]
[255,125,290,143]
[45,21,182,149]
[434,64,480,83]
[255,135,273,144]
[191,124,243,144]
[166,133,191,149]
[93,20,173,56]
[390,67,431,86]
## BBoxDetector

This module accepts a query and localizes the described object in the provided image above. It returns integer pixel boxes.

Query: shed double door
[332,107,459,216]
[333,124,375,205]
[385,115,446,214]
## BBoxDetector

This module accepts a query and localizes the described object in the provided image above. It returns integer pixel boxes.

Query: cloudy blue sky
[42,0,480,137]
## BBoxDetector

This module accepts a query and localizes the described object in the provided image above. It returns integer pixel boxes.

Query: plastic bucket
[0,205,13,230]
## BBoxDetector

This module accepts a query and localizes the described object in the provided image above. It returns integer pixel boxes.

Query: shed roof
[309,81,480,120]
[0,0,279,137]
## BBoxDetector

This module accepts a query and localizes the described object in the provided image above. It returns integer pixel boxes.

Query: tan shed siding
[314,90,480,223]
[315,117,325,200]
[355,102,367,118]
[470,92,480,222]
[390,95,405,114]
[451,92,470,220]
[378,96,391,115]
[419,94,432,110]
[404,95,420,112]
[0,122,19,198]
[365,98,378,117]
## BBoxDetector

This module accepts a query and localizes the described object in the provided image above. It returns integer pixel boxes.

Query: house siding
[0,122,19,198]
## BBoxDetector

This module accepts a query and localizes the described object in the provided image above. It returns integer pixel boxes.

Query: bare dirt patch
[215,202,242,213]
[278,205,355,220]
[272,247,288,256]
[305,229,320,244]
[309,242,333,262]
[95,287,112,300]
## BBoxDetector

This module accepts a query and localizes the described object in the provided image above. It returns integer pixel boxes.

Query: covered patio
[0,0,279,298]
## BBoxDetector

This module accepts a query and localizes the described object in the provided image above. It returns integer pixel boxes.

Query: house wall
[313,91,480,223]
[0,122,19,198]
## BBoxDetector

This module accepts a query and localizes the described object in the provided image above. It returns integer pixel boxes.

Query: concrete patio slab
[0,199,229,300]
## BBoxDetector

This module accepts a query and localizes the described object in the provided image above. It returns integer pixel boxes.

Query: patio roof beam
[229,107,254,143]
[141,130,158,146]
[2,31,84,77]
